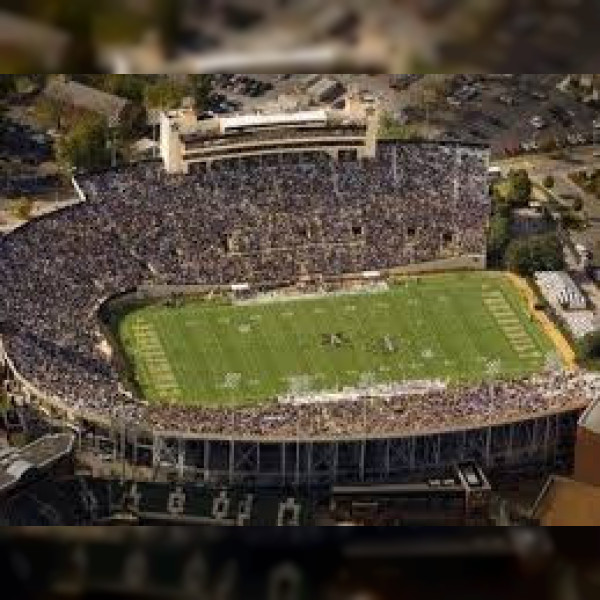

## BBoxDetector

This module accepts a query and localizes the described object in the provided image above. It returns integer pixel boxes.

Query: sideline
[505,271,577,369]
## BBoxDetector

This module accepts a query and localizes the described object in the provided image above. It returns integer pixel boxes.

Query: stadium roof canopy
[220,110,328,132]
[0,433,74,494]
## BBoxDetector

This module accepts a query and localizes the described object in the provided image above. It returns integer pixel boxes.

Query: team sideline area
[117,272,555,406]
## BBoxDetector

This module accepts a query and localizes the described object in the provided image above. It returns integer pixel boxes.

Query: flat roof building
[43,76,135,128]
[532,395,600,525]
[574,397,600,486]
[532,476,600,526]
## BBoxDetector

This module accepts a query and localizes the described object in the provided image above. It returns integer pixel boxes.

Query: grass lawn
[117,272,556,406]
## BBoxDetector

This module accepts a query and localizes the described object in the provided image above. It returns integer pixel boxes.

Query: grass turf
[117,272,556,406]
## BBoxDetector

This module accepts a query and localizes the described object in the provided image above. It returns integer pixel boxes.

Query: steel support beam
[359,439,365,482]
[228,440,234,484]
[204,439,210,482]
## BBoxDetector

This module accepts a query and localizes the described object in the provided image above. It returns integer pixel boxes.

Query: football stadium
[0,101,594,496]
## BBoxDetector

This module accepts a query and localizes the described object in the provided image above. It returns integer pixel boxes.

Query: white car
[520,141,537,151]
[499,94,515,105]
[530,115,546,129]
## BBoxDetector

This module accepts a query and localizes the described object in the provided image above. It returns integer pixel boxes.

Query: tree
[506,169,532,205]
[505,233,565,276]
[82,75,147,103]
[33,96,64,131]
[144,78,187,110]
[543,175,554,189]
[188,75,212,112]
[378,111,425,140]
[487,210,511,266]
[578,330,600,361]
[56,112,110,171]
[0,75,17,98]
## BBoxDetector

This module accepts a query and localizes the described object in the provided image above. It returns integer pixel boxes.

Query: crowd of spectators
[0,140,547,439]
[145,371,595,438]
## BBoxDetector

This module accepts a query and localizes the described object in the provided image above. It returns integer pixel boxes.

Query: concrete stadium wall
[388,254,486,274]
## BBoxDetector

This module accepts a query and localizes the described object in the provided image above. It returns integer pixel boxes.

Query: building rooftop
[533,476,600,526]
[0,433,74,494]
[220,109,329,132]
[44,77,130,126]
[579,397,600,435]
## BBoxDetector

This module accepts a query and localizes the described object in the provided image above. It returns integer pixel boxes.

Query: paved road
[493,145,600,174]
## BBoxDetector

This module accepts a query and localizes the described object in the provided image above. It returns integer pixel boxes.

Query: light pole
[485,359,501,409]
[358,371,376,435]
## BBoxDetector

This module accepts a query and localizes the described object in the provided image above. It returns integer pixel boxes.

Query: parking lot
[207,74,278,113]
[429,75,599,158]
[204,74,599,163]
[206,74,427,115]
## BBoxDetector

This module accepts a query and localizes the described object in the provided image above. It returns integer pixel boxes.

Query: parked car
[530,115,546,129]
[530,89,548,100]
[498,95,516,106]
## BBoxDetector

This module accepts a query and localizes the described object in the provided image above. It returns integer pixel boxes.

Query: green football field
[117,272,556,406]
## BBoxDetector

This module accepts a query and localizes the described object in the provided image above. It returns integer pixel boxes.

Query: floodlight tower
[358,371,377,434]
[485,358,501,409]
[286,374,313,488]
[222,373,242,484]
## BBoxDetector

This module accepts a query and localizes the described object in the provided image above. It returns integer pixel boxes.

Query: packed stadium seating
[142,371,594,438]
[0,140,592,439]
